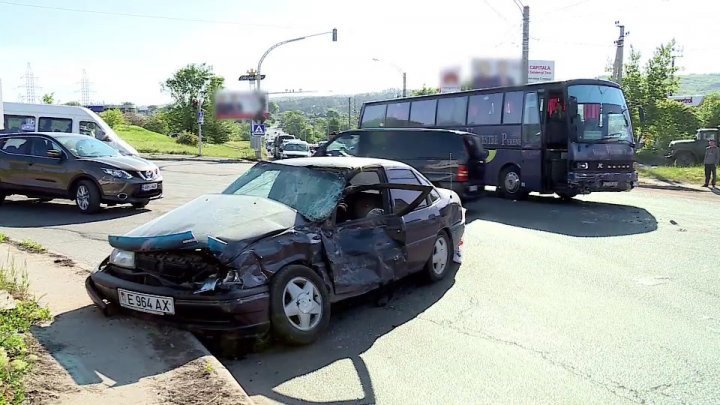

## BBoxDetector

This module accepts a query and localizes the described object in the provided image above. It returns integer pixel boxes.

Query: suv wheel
[425,231,453,282]
[557,192,578,201]
[75,180,101,214]
[499,166,528,200]
[675,152,695,167]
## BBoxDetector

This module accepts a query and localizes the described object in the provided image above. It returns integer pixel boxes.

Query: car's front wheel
[425,231,453,282]
[270,265,330,345]
[75,180,101,214]
[675,152,695,167]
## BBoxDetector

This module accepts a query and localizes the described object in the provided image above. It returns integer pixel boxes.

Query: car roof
[274,156,414,170]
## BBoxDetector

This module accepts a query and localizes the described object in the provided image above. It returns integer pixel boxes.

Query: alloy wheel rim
[283,277,322,331]
[432,237,448,275]
[76,185,90,210]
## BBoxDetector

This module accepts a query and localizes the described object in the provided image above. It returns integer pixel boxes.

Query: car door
[323,183,431,298]
[25,137,68,194]
[0,136,33,189]
[385,168,440,272]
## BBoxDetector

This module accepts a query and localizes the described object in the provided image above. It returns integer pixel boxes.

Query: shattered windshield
[222,162,345,221]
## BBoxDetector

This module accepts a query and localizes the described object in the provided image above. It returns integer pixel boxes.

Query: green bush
[100,109,126,129]
[142,113,170,135]
[123,112,146,127]
[176,131,199,146]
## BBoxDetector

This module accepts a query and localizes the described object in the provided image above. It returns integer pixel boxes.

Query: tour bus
[1,102,138,155]
[359,79,638,199]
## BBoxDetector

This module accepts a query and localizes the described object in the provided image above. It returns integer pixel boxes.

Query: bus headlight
[575,162,589,170]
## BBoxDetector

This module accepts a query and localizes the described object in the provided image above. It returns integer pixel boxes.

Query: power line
[0,0,298,29]
[482,0,510,23]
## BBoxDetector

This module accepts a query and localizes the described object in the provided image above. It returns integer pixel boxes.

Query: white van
[1,102,139,155]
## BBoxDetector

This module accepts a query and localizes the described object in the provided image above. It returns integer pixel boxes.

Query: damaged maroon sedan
[86,157,465,345]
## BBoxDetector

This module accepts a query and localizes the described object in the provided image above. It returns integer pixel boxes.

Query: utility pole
[347,97,351,129]
[21,63,38,103]
[612,21,627,83]
[521,5,530,85]
[402,72,407,98]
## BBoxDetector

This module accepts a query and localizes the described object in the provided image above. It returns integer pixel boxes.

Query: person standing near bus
[703,139,719,187]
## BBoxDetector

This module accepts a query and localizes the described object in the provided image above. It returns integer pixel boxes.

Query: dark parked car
[86,157,465,345]
[313,129,486,199]
[0,133,162,213]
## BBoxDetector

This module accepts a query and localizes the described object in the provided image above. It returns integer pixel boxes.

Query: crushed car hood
[108,194,301,252]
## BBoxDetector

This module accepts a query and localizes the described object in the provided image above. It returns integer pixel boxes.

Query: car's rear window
[360,131,468,161]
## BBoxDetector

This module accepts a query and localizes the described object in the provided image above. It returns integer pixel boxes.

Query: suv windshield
[222,162,345,221]
[284,143,308,152]
[56,136,120,158]
[569,85,634,145]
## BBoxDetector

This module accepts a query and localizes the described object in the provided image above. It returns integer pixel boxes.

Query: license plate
[603,181,619,187]
[118,288,174,315]
[142,183,158,191]
[468,185,478,192]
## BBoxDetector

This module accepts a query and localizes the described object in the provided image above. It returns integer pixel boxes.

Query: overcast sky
[0,0,717,105]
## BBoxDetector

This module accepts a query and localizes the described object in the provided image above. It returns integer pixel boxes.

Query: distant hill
[678,74,720,95]
[274,89,400,116]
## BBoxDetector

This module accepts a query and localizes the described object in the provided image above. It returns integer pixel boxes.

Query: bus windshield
[568,85,633,145]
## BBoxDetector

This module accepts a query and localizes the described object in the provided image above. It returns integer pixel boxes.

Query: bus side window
[522,92,541,148]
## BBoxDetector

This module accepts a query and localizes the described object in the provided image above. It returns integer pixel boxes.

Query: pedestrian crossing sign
[251,121,266,136]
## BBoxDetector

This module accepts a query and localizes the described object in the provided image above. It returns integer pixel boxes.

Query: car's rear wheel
[75,180,101,214]
[270,265,330,345]
[425,231,453,282]
[131,201,149,209]
[0,193,5,206]
[499,166,528,200]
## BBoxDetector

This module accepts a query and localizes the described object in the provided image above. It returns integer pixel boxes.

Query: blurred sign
[251,121,266,135]
[215,90,269,120]
[440,67,461,93]
[669,95,704,107]
[250,134,264,150]
[528,60,555,83]
[197,110,204,125]
[471,58,521,89]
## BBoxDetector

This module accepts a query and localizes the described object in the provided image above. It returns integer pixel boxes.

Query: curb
[637,182,706,192]
[142,154,257,163]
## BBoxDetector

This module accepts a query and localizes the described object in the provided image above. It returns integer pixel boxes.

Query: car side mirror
[47,149,63,159]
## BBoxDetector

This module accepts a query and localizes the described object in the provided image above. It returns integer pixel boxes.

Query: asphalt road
[1,160,719,404]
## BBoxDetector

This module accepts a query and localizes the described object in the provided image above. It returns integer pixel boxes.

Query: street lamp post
[372,58,406,97]
[256,28,337,92]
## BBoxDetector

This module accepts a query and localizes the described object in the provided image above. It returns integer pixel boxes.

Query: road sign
[239,74,266,81]
[197,111,204,125]
[251,121,266,136]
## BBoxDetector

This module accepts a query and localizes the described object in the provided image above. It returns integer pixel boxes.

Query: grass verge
[16,240,46,255]
[637,165,705,185]
[0,253,52,404]
[115,125,256,159]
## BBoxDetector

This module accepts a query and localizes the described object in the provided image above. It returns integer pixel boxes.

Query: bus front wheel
[499,166,528,200]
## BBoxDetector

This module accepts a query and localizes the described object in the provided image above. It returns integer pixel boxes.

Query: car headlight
[102,168,133,179]
[108,249,135,268]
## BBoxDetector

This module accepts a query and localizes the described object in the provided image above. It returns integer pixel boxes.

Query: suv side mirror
[47,149,63,159]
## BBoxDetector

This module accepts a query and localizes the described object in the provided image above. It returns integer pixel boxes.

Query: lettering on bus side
[466,126,521,147]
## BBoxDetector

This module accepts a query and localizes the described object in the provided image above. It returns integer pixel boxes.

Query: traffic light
[332,28,337,42]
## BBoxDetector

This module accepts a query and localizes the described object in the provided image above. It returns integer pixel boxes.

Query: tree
[327,117,341,134]
[142,112,170,134]
[279,111,309,137]
[412,85,439,96]
[162,63,225,139]
[100,109,126,129]
[64,101,81,106]
[42,93,55,104]
[621,48,646,139]
[269,101,280,115]
[649,99,699,149]
[697,93,720,128]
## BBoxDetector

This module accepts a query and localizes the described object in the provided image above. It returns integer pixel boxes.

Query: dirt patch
[50,254,76,268]
[24,336,79,404]
[155,358,251,405]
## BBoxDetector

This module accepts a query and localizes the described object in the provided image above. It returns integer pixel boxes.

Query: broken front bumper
[567,171,638,193]
[86,268,270,337]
